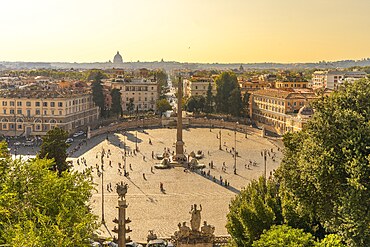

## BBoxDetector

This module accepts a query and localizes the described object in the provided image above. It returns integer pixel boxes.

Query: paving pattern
[71,127,283,242]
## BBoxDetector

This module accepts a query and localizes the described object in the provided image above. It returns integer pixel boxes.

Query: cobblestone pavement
[71,127,283,242]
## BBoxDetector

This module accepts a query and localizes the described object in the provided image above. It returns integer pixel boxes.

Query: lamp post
[219,129,222,150]
[135,130,138,151]
[234,122,238,175]
[263,149,267,182]
[96,148,106,224]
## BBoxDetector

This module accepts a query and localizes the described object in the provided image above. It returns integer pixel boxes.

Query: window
[2,124,6,129]
[2,101,7,106]
[17,109,22,114]
[51,110,55,115]
[50,102,55,107]
[36,125,41,130]
[17,102,22,106]
[26,101,31,106]
[3,110,5,114]
[58,102,63,107]
[10,101,14,106]
[27,110,31,117]
[18,124,22,129]
[35,102,40,107]
[293,102,296,106]
[43,102,47,107]
[59,110,62,115]
[44,110,47,115]
[36,109,40,115]
[10,109,14,114]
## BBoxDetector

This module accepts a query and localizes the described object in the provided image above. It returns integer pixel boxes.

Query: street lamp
[135,130,138,152]
[96,148,106,224]
[219,129,222,150]
[234,122,238,175]
[262,149,267,182]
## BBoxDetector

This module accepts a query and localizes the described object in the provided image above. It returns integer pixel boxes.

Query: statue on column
[189,204,202,232]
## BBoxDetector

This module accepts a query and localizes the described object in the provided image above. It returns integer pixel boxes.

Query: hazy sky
[1,0,370,63]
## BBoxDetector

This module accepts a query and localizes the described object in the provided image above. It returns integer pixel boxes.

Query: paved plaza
[71,127,283,242]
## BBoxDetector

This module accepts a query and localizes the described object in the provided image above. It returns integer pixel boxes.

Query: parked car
[147,239,173,247]
[126,242,143,247]
[73,130,85,138]
[14,141,21,146]
[65,138,74,144]
[23,140,34,146]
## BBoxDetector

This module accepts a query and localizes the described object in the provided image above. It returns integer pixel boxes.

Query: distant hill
[1,58,370,70]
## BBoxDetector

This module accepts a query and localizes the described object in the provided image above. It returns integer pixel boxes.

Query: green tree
[111,88,122,117]
[39,127,70,174]
[205,82,214,113]
[316,234,345,247]
[226,177,283,246]
[186,96,205,113]
[127,98,135,114]
[228,87,243,117]
[276,79,370,246]
[252,225,315,247]
[243,92,251,117]
[0,141,9,158]
[215,72,241,115]
[91,72,105,117]
[156,98,172,115]
[0,158,97,246]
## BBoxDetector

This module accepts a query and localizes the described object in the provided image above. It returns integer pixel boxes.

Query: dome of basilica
[113,51,123,64]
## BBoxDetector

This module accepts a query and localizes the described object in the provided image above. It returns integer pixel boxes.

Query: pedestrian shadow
[193,170,240,194]
[125,132,143,144]
[126,178,158,204]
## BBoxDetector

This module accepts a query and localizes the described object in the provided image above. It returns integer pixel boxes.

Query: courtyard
[70,127,283,242]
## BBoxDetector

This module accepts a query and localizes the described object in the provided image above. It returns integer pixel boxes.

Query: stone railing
[89,117,263,139]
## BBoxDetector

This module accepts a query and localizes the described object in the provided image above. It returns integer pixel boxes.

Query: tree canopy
[156,98,172,115]
[252,225,315,247]
[276,79,370,246]
[215,72,243,116]
[91,72,105,117]
[111,88,122,117]
[39,127,70,174]
[186,95,205,113]
[0,156,97,246]
[226,177,283,246]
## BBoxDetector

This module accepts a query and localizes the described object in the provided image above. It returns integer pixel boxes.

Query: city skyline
[1,0,370,63]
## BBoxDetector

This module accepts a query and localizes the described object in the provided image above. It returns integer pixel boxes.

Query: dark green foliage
[111,88,122,117]
[0,158,97,246]
[39,127,70,174]
[186,95,205,113]
[243,92,250,116]
[91,72,105,117]
[277,79,370,246]
[156,98,172,115]
[215,72,243,116]
[226,177,283,246]
[252,225,315,247]
[205,82,214,113]
[228,87,243,117]
[127,98,135,114]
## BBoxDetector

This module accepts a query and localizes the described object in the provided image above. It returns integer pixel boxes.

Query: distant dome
[113,51,123,64]
[298,105,314,119]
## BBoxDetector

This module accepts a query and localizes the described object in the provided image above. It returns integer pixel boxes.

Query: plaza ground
[70,127,283,242]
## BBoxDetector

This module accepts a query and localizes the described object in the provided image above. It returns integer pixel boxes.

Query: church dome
[113,51,123,64]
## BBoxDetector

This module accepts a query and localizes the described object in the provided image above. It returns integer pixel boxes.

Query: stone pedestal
[118,198,126,247]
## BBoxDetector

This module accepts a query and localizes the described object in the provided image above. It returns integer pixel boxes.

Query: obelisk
[175,76,185,162]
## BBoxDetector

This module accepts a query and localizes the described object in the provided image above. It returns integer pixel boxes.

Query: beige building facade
[0,88,99,137]
[183,77,216,98]
[250,88,320,134]
[111,77,158,112]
